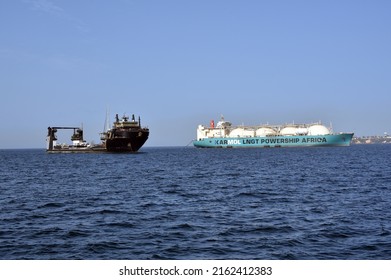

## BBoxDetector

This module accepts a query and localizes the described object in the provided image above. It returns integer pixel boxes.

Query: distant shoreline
[353,135,391,144]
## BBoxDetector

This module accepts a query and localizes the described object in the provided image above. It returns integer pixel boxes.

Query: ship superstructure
[100,114,149,152]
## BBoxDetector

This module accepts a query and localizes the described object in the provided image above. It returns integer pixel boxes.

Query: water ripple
[1,146,391,259]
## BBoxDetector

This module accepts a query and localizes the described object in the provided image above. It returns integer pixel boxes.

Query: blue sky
[1,0,390,148]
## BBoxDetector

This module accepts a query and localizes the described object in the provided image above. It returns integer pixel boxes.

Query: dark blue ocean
[1,145,390,260]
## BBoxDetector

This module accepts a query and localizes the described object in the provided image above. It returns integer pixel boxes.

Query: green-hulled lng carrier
[193,116,353,148]
[47,113,149,153]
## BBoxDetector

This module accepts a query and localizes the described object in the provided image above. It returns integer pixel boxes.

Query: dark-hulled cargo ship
[101,114,149,152]
[46,113,149,153]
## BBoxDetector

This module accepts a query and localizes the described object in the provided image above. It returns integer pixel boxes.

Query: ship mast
[103,108,110,132]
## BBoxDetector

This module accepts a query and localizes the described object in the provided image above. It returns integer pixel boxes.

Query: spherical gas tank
[256,127,276,137]
[308,125,330,135]
[229,128,244,138]
[229,128,254,138]
[280,126,298,136]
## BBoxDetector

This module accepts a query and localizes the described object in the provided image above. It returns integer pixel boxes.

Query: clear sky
[1,0,390,148]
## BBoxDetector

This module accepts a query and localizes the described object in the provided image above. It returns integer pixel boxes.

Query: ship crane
[46,126,83,151]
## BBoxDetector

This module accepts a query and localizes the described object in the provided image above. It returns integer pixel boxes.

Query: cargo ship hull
[105,130,149,152]
[102,114,149,152]
[194,133,354,148]
[46,113,149,153]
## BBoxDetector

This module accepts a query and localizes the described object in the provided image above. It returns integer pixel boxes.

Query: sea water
[0,145,390,259]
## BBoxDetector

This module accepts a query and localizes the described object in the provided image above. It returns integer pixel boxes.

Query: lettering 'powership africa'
[193,116,353,148]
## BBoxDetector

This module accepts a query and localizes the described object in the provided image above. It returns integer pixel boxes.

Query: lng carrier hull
[194,134,353,148]
[194,117,354,148]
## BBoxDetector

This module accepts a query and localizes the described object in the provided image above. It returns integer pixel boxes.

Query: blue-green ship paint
[194,117,353,148]
[194,134,353,148]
